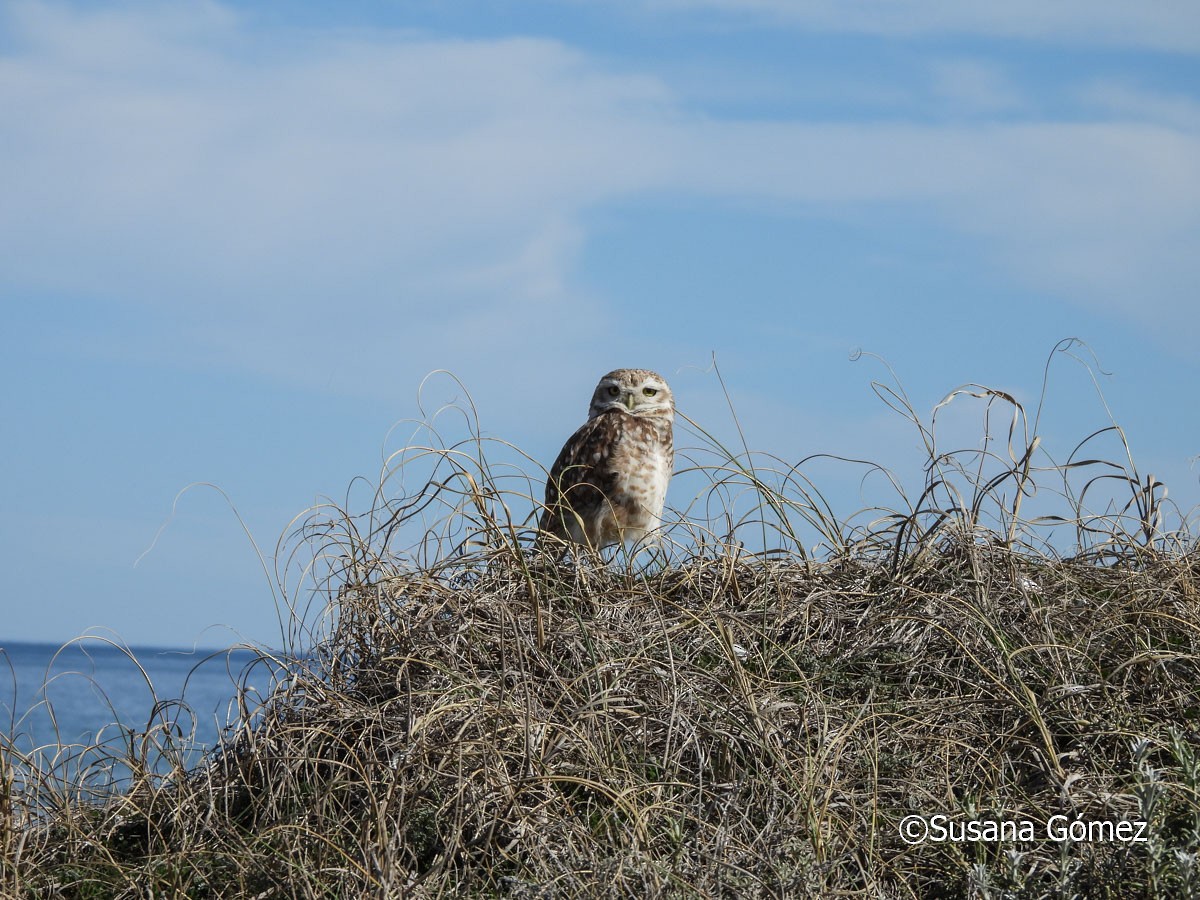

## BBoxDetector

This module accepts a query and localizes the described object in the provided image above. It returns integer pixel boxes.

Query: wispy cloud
[0,2,675,396]
[2,0,1197,397]
[645,0,1200,52]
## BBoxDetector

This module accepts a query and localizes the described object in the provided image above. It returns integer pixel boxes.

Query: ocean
[1,639,274,779]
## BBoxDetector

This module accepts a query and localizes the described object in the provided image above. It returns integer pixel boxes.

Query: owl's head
[587,369,674,420]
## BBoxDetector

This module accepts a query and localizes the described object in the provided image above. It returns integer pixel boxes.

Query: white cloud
[0,6,669,295]
[647,0,1200,52]
[0,1,677,400]
[2,0,1198,393]
[661,118,1199,333]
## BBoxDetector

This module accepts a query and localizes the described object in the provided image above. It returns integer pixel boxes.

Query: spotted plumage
[539,368,674,552]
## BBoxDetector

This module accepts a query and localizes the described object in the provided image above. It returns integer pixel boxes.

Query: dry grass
[4,352,1200,898]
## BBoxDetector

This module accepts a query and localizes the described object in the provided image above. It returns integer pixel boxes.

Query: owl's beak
[624,392,636,411]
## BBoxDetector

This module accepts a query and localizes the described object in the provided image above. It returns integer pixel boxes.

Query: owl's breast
[607,415,673,531]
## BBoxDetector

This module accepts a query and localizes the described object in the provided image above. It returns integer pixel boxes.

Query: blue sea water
[1,639,275,779]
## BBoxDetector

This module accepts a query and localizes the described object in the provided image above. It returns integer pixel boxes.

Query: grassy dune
[4,357,1200,898]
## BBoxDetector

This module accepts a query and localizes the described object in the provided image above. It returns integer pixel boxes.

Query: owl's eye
[607,386,620,397]
[642,387,658,397]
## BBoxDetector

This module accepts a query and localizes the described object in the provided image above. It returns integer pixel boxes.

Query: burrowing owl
[539,369,674,552]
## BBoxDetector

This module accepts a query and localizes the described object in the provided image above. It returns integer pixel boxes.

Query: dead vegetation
[4,348,1200,898]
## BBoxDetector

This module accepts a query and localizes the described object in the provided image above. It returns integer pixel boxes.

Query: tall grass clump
[4,346,1200,898]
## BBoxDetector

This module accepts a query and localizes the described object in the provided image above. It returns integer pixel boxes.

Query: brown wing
[539,411,622,540]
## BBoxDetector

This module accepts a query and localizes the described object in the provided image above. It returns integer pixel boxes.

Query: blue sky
[2,0,1198,648]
